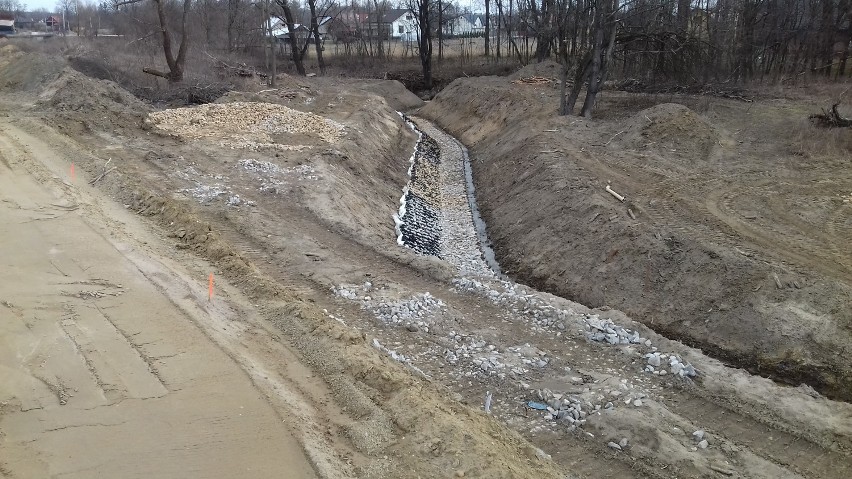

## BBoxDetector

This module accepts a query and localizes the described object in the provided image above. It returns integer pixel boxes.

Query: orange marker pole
[208,273,214,301]
[70,163,75,183]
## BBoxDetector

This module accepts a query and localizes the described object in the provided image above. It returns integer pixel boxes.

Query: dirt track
[0,122,320,478]
[2,46,852,478]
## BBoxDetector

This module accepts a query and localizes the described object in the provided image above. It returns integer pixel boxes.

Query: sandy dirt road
[0,122,319,478]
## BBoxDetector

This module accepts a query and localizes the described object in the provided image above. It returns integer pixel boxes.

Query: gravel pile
[146,101,345,144]
[238,159,318,179]
[584,314,648,346]
[235,158,319,195]
[643,351,697,378]
[333,283,456,335]
[220,140,313,152]
[454,276,699,379]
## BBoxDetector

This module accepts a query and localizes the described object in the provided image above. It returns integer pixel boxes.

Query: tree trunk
[496,6,501,58]
[485,0,490,56]
[373,0,385,59]
[581,0,616,117]
[438,0,443,60]
[579,3,604,117]
[227,0,240,51]
[414,0,433,89]
[263,0,270,69]
[565,52,592,114]
[496,0,523,64]
[148,0,190,83]
[268,0,277,86]
[534,0,554,62]
[278,1,306,75]
[308,0,326,75]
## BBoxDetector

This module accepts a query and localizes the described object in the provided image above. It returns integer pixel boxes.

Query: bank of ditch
[417,77,852,400]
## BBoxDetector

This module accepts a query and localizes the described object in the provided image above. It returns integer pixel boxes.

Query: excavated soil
[420,77,852,400]
[3,46,852,479]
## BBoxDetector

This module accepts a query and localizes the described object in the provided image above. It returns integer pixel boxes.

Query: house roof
[268,15,333,36]
[298,14,333,26]
[462,14,484,25]
[268,16,310,37]
[367,8,412,24]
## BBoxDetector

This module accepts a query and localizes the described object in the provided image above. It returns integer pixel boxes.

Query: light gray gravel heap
[645,351,698,378]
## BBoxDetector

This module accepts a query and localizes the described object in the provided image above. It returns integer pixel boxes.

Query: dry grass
[789,119,852,160]
[10,36,252,104]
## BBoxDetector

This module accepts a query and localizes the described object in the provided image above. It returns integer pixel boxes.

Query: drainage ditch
[394,114,501,277]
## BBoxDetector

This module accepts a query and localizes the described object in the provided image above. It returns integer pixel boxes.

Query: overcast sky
[21,0,58,12]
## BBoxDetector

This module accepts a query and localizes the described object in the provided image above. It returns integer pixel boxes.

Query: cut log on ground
[809,104,852,128]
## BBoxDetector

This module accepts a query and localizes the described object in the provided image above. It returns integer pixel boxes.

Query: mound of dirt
[508,60,562,80]
[344,79,424,111]
[146,84,417,253]
[622,103,721,159]
[0,45,65,92]
[36,68,150,132]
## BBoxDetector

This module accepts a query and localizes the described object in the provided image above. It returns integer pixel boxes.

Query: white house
[266,15,333,41]
[446,14,486,36]
[367,8,418,41]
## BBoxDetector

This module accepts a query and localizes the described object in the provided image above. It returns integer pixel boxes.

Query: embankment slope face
[420,78,852,400]
[0,47,567,479]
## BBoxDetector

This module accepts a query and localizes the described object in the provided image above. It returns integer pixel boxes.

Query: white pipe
[606,185,625,202]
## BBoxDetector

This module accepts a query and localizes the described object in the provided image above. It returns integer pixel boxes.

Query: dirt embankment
[420,78,852,400]
[0,49,566,478]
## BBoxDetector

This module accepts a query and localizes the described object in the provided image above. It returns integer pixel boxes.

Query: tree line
[27,1,848,115]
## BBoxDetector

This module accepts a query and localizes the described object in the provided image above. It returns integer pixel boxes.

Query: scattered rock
[648,353,661,367]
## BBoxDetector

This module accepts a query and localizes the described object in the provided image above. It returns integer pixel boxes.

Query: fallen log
[809,103,852,128]
[142,67,170,79]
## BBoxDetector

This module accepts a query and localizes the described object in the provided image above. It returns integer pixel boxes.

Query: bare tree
[227,0,240,51]
[0,0,26,14]
[559,0,616,117]
[495,0,523,63]
[408,0,433,90]
[274,0,306,75]
[485,0,491,56]
[306,0,327,75]
[116,0,191,82]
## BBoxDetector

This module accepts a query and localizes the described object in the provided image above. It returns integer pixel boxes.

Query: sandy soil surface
[420,75,852,400]
[0,123,319,477]
[2,44,851,479]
